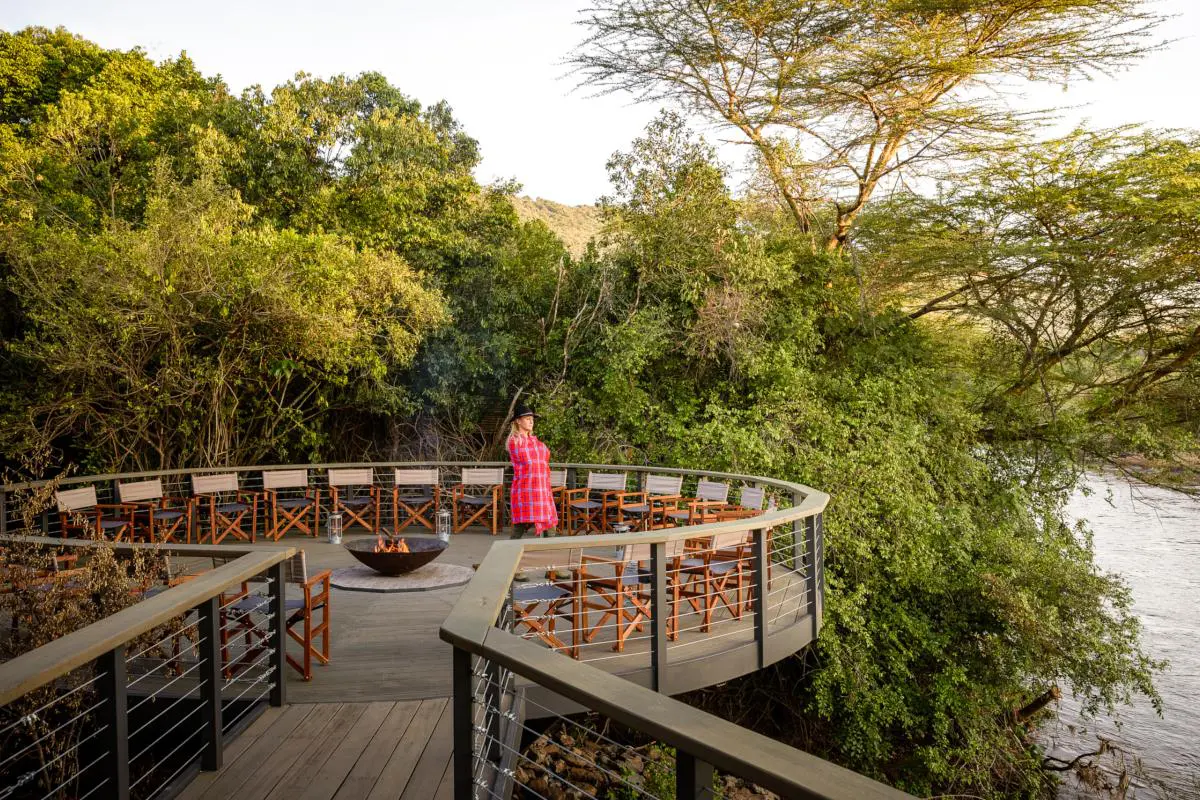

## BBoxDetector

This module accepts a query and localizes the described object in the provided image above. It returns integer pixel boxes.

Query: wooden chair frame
[617,474,685,531]
[118,478,193,543]
[262,469,320,540]
[678,530,752,632]
[55,487,135,542]
[579,540,686,652]
[549,469,569,525]
[511,547,583,658]
[564,472,629,535]
[451,467,504,535]
[327,468,382,533]
[665,479,732,526]
[392,468,440,533]
[285,552,331,680]
[192,473,259,544]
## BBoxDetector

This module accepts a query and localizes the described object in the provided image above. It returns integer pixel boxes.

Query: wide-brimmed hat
[511,402,536,420]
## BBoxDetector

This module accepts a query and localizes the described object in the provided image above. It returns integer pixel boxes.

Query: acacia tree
[855,130,1200,465]
[572,0,1163,250]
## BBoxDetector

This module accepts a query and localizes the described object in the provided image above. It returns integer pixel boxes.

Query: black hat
[512,402,535,420]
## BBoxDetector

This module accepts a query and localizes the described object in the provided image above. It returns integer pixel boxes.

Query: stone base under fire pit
[330,562,475,593]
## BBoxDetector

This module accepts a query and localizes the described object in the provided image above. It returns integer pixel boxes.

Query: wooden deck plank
[297,701,395,800]
[433,757,454,800]
[264,703,369,800]
[332,699,423,800]
[183,703,318,800]
[173,705,284,800]
[365,697,449,800]
[399,700,455,800]
[233,703,346,800]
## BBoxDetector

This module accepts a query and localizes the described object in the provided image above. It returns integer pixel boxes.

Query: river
[1042,474,1200,799]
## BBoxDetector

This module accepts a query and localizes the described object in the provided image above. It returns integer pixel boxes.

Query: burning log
[375,534,410,553]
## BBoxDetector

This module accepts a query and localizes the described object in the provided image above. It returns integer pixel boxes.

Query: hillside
[510,196,603,257]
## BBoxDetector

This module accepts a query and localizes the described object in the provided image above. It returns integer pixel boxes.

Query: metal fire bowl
[343,537,448,576]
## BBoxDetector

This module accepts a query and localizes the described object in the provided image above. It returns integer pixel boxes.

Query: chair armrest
[562,487,589,502]
[614,491,647,506]
[306,569,333,589]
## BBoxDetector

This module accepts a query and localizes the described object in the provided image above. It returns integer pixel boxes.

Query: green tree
[572,0,1163,249]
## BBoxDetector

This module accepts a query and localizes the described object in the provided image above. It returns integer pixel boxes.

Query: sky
[4,0,1199,206]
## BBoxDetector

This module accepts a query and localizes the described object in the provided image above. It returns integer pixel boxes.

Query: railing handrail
[0,460,826,494]
[0,538,295,705]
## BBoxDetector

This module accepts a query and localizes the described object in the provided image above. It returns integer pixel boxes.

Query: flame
[374,535,410,554]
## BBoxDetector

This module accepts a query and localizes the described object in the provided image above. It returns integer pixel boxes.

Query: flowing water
[1043,474,1200,798]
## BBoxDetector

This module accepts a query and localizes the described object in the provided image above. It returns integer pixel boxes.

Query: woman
[506,402,558,539]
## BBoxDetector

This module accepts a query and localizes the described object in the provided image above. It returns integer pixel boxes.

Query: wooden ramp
[179,699,454,800]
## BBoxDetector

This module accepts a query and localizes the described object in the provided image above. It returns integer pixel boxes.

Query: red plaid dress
[507,434,558,534]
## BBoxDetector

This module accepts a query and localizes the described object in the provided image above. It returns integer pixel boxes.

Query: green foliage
[1,166,445,468]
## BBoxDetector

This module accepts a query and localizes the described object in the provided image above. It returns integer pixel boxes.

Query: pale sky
[3,0,1198,206]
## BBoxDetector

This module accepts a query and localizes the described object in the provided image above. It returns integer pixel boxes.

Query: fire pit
[344,537,447,576]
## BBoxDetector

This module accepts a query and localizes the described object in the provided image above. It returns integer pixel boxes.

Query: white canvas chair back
[548,469,567,488]
[192,472,239,495]
[262,469,309,490]
[739,486,766,511]
[394,468,438,486]
[328,468,374,488]
[695,479,729,503]
[460,467,503,486]
[56,486,98,513]
[586,472,626,492]
[118,478,164,503]
[645,475,683,496]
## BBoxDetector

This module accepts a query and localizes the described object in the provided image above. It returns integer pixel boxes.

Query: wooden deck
[178,699,454,800]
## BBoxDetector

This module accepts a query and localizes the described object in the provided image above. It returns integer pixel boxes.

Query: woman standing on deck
[506,402,558,539]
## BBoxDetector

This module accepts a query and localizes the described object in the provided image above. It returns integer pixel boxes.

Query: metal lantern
[437,509,451,543]
[327,512,343,545]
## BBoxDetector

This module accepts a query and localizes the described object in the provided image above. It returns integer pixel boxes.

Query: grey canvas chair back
[192,472,239,495]
[460,467,503,486]
[56,486,98,513]
[262,469,309,490]
[548,469,567,488]
[645,475,683,496]
[283,551,309,585]
[739,486,766,511]
[585,472,626,492]
[328,468,374,488]
[118,478,165,503]
[395,468,438,487]
[695,479,729,503]
[616,538,685,563]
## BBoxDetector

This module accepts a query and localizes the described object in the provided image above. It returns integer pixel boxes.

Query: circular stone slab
[331,562,475,593]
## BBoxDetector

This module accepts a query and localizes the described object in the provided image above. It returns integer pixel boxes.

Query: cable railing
[441,465,910,800]
[0,540,292,800]
[2,461,892,799]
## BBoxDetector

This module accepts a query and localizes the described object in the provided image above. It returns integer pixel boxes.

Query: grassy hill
[510,196,603,258]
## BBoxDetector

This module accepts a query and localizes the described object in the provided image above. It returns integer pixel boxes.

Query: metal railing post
[197,597,223,770]
[814,512,825,637]
[650,541,669,693]
[677,750,716,799]
[792,490,804,573]
[752,527,768,668]
[268,562,286,706]
[452,646,474,800]
[97,646,130,799]
[804,513,820,641]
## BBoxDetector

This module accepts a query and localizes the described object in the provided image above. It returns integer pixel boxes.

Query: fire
[375,535,410,554]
